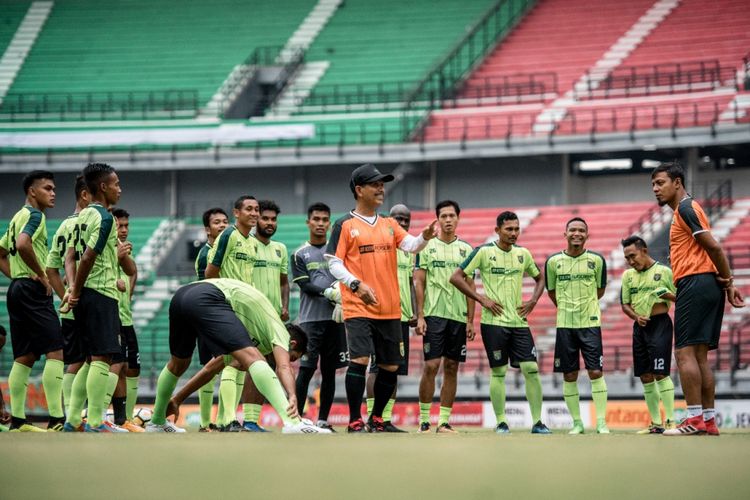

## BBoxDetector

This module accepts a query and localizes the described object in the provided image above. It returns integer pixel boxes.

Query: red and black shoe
[663,415,707,436]
[704,417,720,436]
[347,418,369,433]
[367,416,386,433]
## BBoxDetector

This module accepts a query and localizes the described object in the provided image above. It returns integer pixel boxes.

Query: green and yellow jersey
[195,242,211,280]
[397,249,415,322]
[545,250,607,328]
[621,262,675,318]
[417,237,473,322]
[46,213,79,320]
[207,226,256,284]
[78,203,119,300]
[0,205,48,279]
[461,243,540,327]
[252,238,288,315]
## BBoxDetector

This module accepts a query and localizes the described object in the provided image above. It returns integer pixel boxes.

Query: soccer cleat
[596,420,610,434]
[663,415,706,436]
[63,422,84,432]
[531,421,552,434]
[568,420,585,434]
[316,422,336,433]
[220,420,250,432]
[636,423,665,435]
[664,420,676,430]
[47,417,66,432]
[704,418,720,436]
[145,421,187,433]
[121,421,145,433]
[282,420,333,434]
[382,421,407,433]
[84,423,113,433]
[495,422,511,434]
[198,426,213,433]
[242,421,269,432]
[418,422,431,433]
[346,418,368,433]
[103,421,130,433]
[367,416,386,433]
[9,423,47,433]
[436,423,458,434]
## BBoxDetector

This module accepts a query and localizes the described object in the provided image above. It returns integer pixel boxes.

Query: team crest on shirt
[517,255,524,264]
[493,350,502,361]
[587,261,595,270]
[460,249,466,258]
[275,249,282,258]
[654,273,661,281]
[389,227,394,236]
[424,343,430,354]
[350,229,360,238]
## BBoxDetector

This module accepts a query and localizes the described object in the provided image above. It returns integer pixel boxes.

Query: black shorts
[74,287,121,357]
[553,327,603,373]
[633,313,673,376]
[422,316,466,362]
[345,317,403,366]
[369,322,410,375]
[169,282,254,362]
[674,273,724,350]
[7,278,63,359]
[111,330,127,364]
[298,320,348,370]
[120,325,141,370]
[61,318,86,364]
[480,325,537,368]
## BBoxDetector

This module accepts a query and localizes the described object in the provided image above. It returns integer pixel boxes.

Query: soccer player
[620,236,677,434]
[545,217,609,434]
[414,200,474,433]
[293,202,348,432]
[145,278,329,434]
[365,204,416,432]
[0,170,65,432]
[326,163,437,433]
[206,195,259,431]
[64,163,136,432]
[194,207,228,432]
[651,163,744,436]
[450,211,551,434]
[45,175,89,419]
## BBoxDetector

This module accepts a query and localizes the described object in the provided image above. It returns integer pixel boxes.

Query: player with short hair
[45,175,89,419]
[327,164,437,433]
[206,195,259,431]
[0,170,65,432]
[545,217,609,434]
[365,203,416,433]
[293,202,349,432]
[146,278,329,434]
[651,162,744,436]
[194,207,228,432]
[64,163,136,432]
[620,235,677,434]
[414,200,475,433]
[451,211,551,434]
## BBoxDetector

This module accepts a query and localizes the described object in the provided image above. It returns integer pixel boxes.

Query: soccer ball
[132,407,153,427]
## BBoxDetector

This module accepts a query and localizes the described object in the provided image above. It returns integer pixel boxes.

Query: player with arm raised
[450,211,550,434]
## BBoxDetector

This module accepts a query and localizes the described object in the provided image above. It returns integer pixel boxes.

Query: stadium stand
[0,1,32,54]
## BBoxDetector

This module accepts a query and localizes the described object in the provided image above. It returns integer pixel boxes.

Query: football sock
[366,398,375,418]
[199,376,216,427]
[62,372,75,416]
[85,361,111,428]
[687,405,702,418]
[319,364,336,422]
[243,403,262,424]
[489,365,508,424]
[590,377,608,422]
[520,361,542,424]
[218,366,239,426]
[703,408,716,422]
[563,381,581,422]
[248,361,298,425]
[642,381,661,424]
[125,376,139,421]
[371,369,397,418]
[66,363,89,426]
[112,397,127,425]
[295,366,315,416]
[438,406,452,426]
[8,362,32,419]
[151,367,179,425]
[345,362,367,423]
[234,370,245,409]
[104,372,118,409]
[383,398,396,421]
[656,376,675,422]
[42,359,65,419]
[419,402,431,424]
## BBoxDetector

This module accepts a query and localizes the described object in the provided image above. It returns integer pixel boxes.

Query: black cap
[349,164,395,193]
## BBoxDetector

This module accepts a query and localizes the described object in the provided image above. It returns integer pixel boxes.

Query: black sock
[112,396,127,425]
[295,366,315,417]
[345,362,367,423]
[10,416,26,428]
[371,369,398,418]
[318,364,336,422]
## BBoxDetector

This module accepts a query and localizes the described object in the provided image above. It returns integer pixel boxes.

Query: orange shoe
[121,420,145,433]
[704,418,720,436]
[663,415,706,436]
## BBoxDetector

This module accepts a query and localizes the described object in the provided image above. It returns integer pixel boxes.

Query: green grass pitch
[2,429,749,499]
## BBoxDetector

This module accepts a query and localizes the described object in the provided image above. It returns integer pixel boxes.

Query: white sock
[703,408,715,421]
[687,405,703,418]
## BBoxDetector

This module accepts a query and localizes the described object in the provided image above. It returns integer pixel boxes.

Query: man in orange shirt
[651,162,744,436]
[326,164,436,433]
